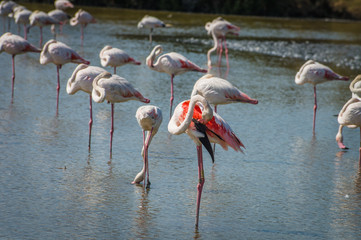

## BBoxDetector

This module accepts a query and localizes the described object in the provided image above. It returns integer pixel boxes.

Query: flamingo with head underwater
[92,71,150,160]
[132,105,162,188]
[168,95,245,228]
[295,60,349,133]
[66,64,107,150]
[0,32,41,103]
[40,39,90,115]
[146,44,207,118]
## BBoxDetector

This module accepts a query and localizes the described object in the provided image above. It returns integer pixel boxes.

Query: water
[1,3,361,239]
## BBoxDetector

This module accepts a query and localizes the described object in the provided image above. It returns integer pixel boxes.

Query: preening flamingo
[92,71,150,159]
[99,45,141,74]
[168,95,244,228]
[70,9,96,46]
[132,105,162,188]
[28,10,60,47]
[66,64,106,150]
[13,7,31,39]
[205,17,240,68]
[137,15,170,43]
[0,32,41,103]
[295,60,349,133]
[54,0,74,10]
[146,44,207,118]
[40,39,90,115]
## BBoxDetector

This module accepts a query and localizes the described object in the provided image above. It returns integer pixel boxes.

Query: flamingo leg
[39,26,43,47]
[11,55,15,103]
[23,24,27,40]
[224,38,229,70]
[109,103,115,159]
[114,66,116,74]
[195,145,205,228]
[313,85,317,134]
[149,28,153,44]
[218,39,223,67]
[81,24,84,46]
[144,128,153,188]
[88,95,93,151]
[169,74,175,119]
[56,65,61,115]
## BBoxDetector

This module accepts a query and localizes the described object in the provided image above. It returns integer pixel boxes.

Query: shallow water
[1,3,361,239]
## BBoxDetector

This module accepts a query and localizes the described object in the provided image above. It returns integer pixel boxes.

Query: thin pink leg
[224,38,229,70]
[109,103,115,159]
[195,145,205,228]
[11,55,15,103]
[218,40,223,67]
[144,128,153,188]
[39,26,43,47]
[313,86,317,134]
[81,25,84,46]
[169,74,175,119]
[88,95,93,151]
[56,65,61,115]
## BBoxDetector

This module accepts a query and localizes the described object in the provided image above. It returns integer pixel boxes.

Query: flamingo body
[99,45,140,73]
[70,9,96,45]
[137,15,168,43]
[13,7,31,39]
[54,0,74,10]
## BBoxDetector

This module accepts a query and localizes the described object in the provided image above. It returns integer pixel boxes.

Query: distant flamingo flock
[0,0,357,228]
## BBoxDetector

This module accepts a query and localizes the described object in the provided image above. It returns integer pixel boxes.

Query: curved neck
[350,75,361,96]
[91,71,111,103]
[207,30,219,66]
[146,45,162,69]
[168,95,213,135]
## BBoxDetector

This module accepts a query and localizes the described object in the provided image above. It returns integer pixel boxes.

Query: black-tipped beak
[192,119,214,163]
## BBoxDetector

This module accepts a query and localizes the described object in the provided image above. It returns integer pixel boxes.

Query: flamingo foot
[337,141,348,149]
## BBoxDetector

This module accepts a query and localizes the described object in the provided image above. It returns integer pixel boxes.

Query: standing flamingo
[295,60,349,133]
[66,64,106,150]
[13,7,31,39]
[168,95,244,228]
[137,15,170,44]
[0,0,16,33]
[28,10,60,47]
[132,105,162,188]
[48,9,70,35]
[99,45,141,74]
[92,71,150,159]
[0,32,41,102]
[146,44,207,118]
[54,0,74,10]
[70,9,96,46]
[205,17,240,68]
[40,39,90,115]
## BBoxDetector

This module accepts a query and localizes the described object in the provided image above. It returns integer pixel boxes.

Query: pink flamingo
[146,44,207,118]
[0,32,41,103]
[13,7,31,39]
[48,9,70,34]
[132,105,163,188]
[91,71,150,159]
[54,0,74,10]
[28,10,60,47]
[295,60,349,133]
[99,45,141,74]
[70,9,96,46]
[168,95,244,228]
[40,39,90,115]
[0,0,16,32]
[205,17,240,68]
[66,64,106,150]
[137,15,170,43]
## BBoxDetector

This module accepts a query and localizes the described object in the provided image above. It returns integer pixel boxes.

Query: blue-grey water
[1,3,361,239]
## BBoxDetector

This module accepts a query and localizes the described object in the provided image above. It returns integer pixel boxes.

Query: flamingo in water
[205,17,240,68]
[99,45,141,74]
[295,60,349,133]
[70,9,96,46]
[0,32,41,103]
[132,105,163,188]
[92,71,150,159]
[66,64,106,150]
[146,45,207,118]
[137,15,170,44]
[13,7,32,39]
[168,95,245,228]
[28,10,60,47]
[40,39,90,115]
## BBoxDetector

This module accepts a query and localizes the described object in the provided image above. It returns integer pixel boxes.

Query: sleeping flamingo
[205,17,240,68]
[28,10,60,47]
[295,60,349,133]
[66,64,106,150]
[137,15,170,43]
[40,39,90,115]
[13,7,32,39]
[0,32,41,103]
[48,9,70,35]
[92,71,150,160]
[0,0,16,32]
[70,9,96,46]
[99,45,141,74]
[146,44,207,118]
[132,105,162,188]
[168,95,244,228]
[54,0,74,10]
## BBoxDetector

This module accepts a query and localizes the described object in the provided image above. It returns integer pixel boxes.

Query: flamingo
[70,9,96,46]
[0,32,41,103]
[137,15,170,43]
[48,9,70,35]
[132,105,162,188]
[99,45,141,74]
[205,17,240,68]
[146,44,207,118]
[28,10,60,47]
[54,0,74,10]
[295,60,349,133]
[40,39,90,115]
[0,0,16,32]
[168,95,244,228]
[13,7,31,39]
[66,64,106,150]
[92,71,150,159]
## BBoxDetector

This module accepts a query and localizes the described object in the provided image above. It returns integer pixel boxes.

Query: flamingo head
[350,75,361,100]
[146,45,163,68]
